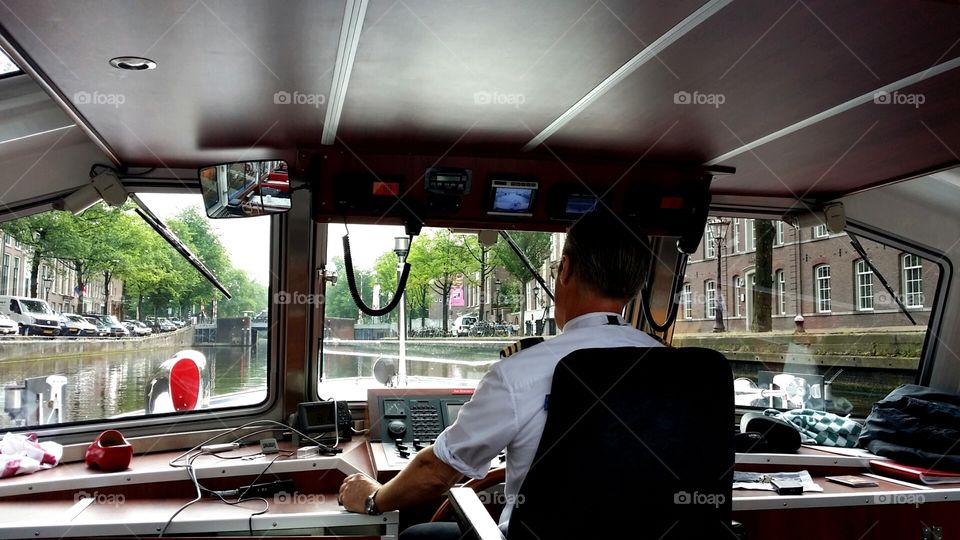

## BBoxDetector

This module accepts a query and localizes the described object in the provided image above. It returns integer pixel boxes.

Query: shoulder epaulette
[500,337,545,358]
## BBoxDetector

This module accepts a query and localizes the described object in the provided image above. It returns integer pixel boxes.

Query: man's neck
[560,299,625,330]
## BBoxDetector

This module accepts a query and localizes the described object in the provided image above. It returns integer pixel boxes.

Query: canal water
[0,340,267,425]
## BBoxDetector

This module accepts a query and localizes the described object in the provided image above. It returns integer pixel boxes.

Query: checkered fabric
[764,408,862,448]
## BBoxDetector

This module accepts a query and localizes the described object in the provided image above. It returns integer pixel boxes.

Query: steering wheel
[431,467,506,522]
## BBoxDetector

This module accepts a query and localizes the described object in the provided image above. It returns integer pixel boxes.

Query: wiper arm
[499,231,554,302]
[847,232,914,325]
[130,193,232,299]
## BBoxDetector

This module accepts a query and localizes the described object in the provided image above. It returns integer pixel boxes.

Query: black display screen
[491,186,535,213]
[565,195,598,215]
[299,401,336,432]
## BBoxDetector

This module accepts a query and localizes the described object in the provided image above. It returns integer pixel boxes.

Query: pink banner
[449,286,464,307]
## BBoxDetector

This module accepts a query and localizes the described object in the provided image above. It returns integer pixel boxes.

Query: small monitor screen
[446,403,463,425]
[300,401,336,432]
[565,195,598,215]
[492,187,534,213]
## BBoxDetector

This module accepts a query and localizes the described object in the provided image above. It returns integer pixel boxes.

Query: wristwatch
[365,488,382,515]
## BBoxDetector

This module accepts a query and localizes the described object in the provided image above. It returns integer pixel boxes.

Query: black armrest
[446,487,506,540]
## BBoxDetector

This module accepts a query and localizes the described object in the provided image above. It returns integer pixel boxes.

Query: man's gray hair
[562,210,651,300]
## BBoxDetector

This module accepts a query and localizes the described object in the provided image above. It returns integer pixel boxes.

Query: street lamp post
[394,236,410,387]
[708,218,730,332]
[42,274,53,302]
[493,278,501,322]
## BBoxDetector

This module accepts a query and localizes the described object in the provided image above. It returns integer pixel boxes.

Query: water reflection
[0,340,267,424]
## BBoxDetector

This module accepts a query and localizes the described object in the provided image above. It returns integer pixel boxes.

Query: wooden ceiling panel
[544,0,960,173]
[335,0,706,152]
[715,66,960,198]
[0,0,345,167]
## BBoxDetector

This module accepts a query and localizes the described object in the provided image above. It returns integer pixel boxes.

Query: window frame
[776,269,786,315]
[855,259,874,311]
[813,224,829,238]
[705,280,716,319]
[902,253,924,308]
[815,264,831,313]
[733,275,743,317]
[775,221,784,245]
[744,219,755,251]
[704,227,716,259]
[681,283,693,320]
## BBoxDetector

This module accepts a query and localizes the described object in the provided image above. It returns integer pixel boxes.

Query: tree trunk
[103,271,111,315]
[752,220,775,332]
[442,289,450,332]
[74,261,85,313]
[29,257,40,298]
[520,286,527,335]
[478,247,486,321]
[137,293,143,320]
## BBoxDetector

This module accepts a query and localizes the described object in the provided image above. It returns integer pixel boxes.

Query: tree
[752,220,775,332]
[493,232,552,328]
[415,230,474,332]
[464,236,500,321]
[324,256,374,320]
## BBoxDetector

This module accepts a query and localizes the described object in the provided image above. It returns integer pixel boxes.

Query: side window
[673,212,943,417]
[10,299,19,313]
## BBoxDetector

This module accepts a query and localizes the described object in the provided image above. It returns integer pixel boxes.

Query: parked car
[123,320,152,336]
[452,314,478,337]
[62,313,98,337]
[151,318,176,332]
[83,316,110,337]
[0,296,60,336]
[169,318,186,328]
[0,313,17,335]
[83,314,129,338]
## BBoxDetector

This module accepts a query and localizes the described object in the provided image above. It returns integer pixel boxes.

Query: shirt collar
[562,312,625,332]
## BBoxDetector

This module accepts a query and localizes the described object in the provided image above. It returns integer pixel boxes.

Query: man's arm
[338,444,463,513]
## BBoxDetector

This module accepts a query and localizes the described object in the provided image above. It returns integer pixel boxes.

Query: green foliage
[492,232,552,284]
[0,203,267,320]
[324,256,375,320]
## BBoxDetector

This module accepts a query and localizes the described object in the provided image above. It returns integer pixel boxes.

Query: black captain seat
[450,346,735,540]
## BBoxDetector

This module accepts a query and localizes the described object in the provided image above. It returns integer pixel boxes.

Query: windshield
[319,224,555,401]
[0,194,270,429]
[20,300,51,314]
[675,214,942,417]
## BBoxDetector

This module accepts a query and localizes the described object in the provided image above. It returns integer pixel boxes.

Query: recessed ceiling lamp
[108,56,157,71]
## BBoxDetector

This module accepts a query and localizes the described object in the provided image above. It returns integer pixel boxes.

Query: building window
[733,276,743,317]
[704,227,716,259]
[902,253,924,308]
[11,257,19,299]
[732,219,740,253]
[815,265,831,313]
[705,280,716,319]
[813,224,828,238]
[745,219,755,251]
[775,269,785,315]
[855,259,874,311]
[682,284,692,320]
[0,255,8,295]
[3,234,9,246]
[775,221,785,245]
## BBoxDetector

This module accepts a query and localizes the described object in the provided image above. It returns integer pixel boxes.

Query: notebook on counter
[870,460,960,485]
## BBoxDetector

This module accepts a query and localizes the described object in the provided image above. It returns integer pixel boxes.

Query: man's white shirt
[432,311,663,530]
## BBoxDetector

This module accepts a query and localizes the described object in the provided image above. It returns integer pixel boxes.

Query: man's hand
[338,473,381,513]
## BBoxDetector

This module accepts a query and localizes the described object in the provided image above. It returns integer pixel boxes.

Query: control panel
[378,395,468,444]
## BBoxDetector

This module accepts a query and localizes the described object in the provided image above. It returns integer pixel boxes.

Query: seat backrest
[508,346,734,540]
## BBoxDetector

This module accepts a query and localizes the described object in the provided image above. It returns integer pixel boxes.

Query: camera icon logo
[73,91,92,105]
[274,91,291,105]
[674,491,690,504]
[673,91,691,105]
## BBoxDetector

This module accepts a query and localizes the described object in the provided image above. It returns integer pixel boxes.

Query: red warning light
[660,196,684,209]
[373,182,401,196]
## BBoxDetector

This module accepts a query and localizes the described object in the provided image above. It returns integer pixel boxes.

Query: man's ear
[558,255,573,285]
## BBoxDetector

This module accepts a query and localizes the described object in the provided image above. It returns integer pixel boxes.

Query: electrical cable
[343,232,412,317]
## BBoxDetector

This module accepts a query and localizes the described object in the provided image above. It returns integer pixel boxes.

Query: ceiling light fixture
[108,56,157,71]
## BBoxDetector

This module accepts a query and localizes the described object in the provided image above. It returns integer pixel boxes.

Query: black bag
[859,384,960,471]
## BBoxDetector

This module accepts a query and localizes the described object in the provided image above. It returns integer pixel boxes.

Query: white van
[452,314,478,337]
[0,296,61,336]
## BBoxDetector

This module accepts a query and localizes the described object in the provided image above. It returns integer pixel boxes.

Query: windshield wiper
[847,232,915,325]
[499,231,554,302]
[130,193,232,299]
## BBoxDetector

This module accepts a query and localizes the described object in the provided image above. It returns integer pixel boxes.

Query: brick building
[674,219,938,334]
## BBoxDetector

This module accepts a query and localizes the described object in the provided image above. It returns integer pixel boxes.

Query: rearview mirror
[198,160,291,218]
